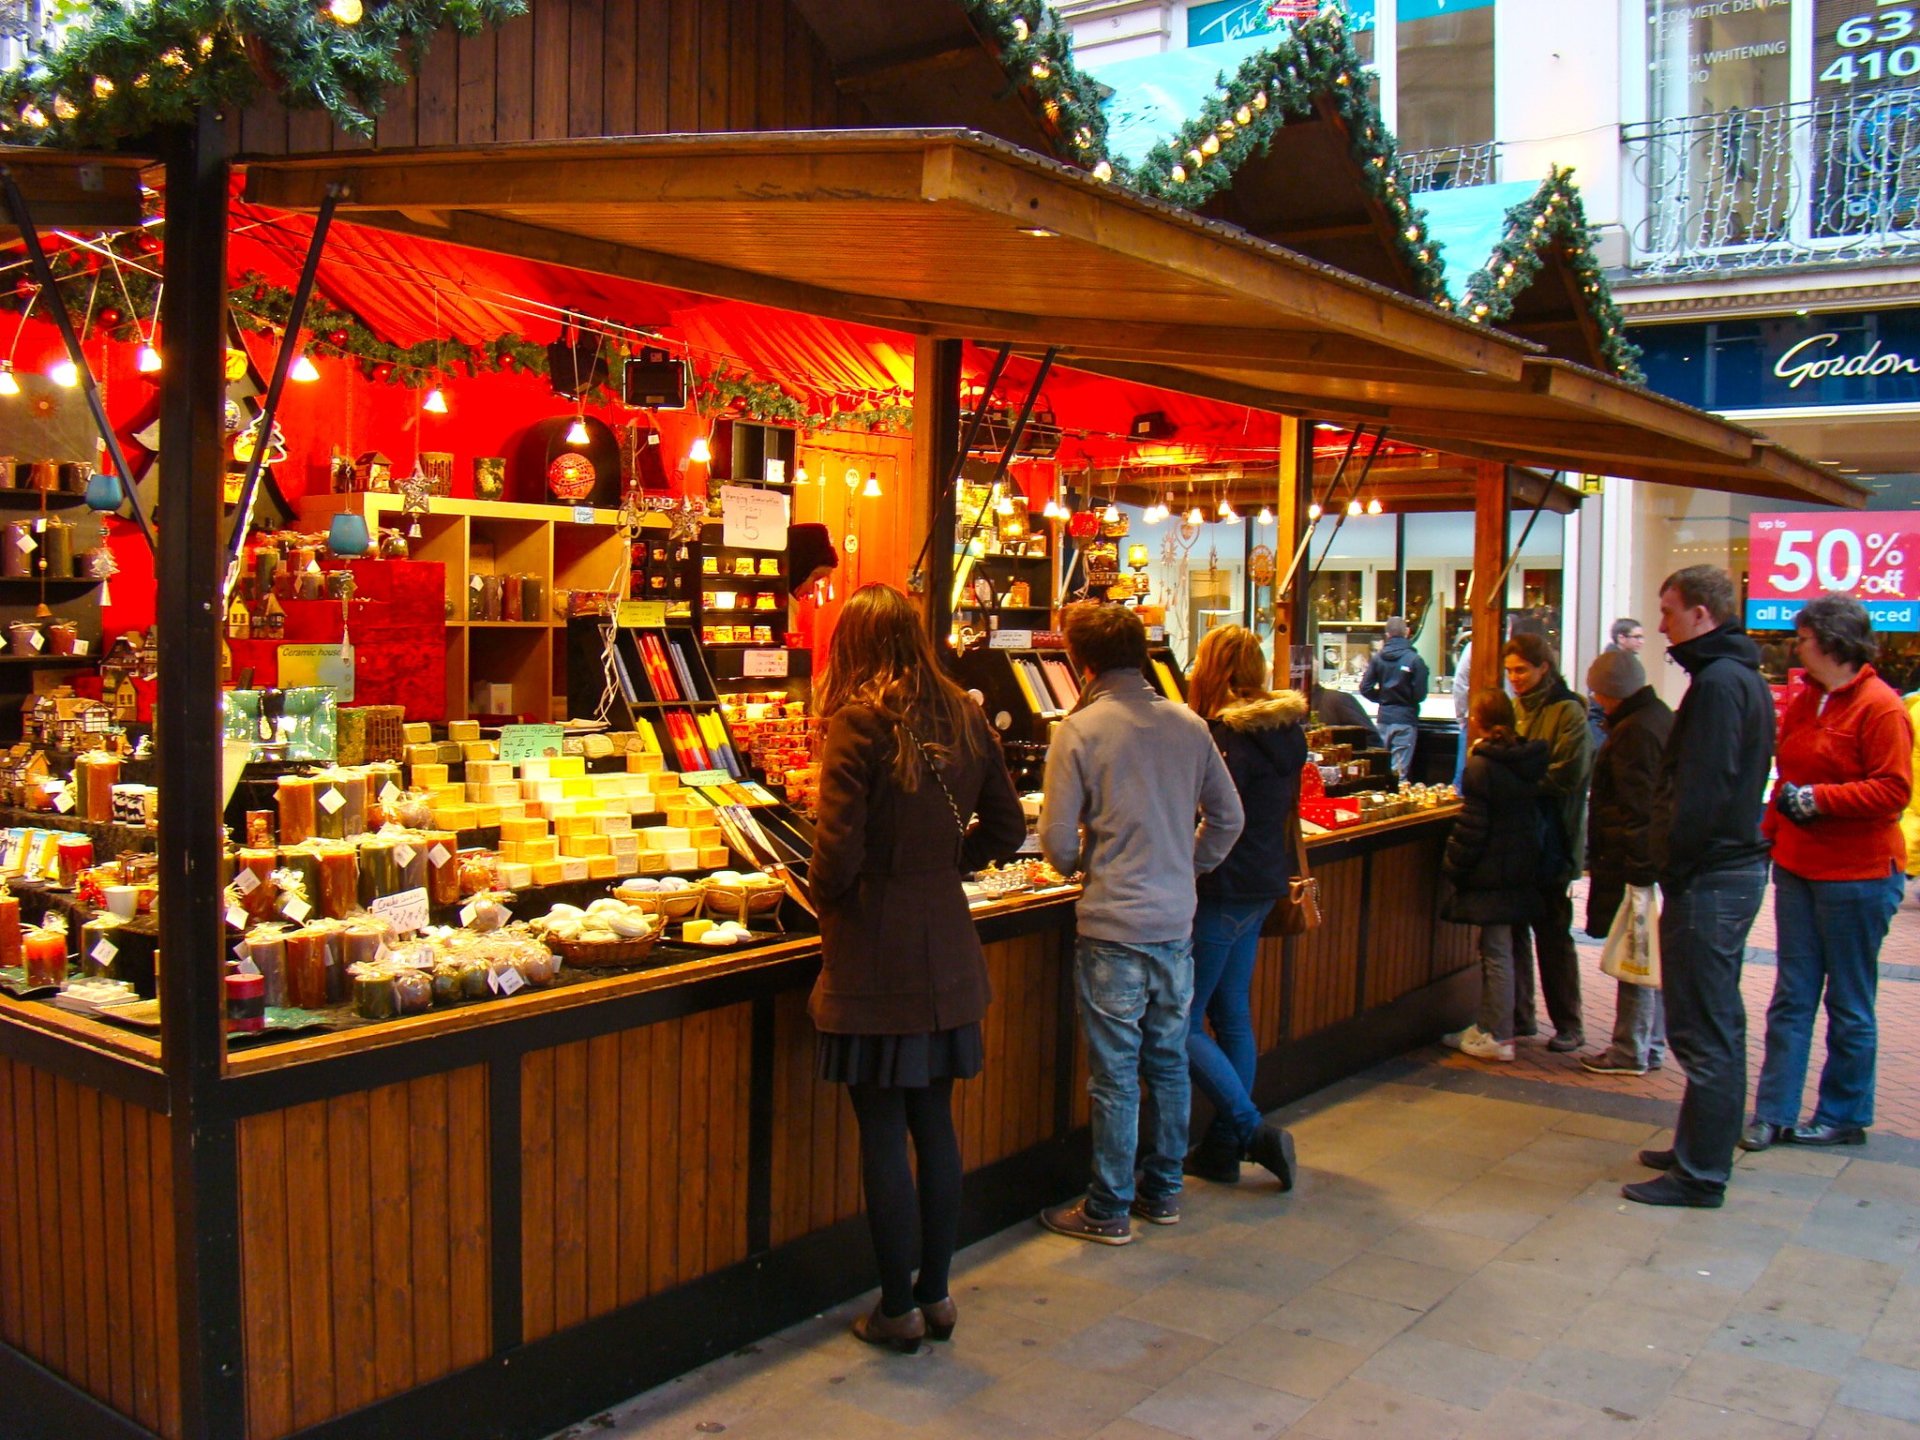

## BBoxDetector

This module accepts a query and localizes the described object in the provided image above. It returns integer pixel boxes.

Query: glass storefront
[1397,0,1496,151]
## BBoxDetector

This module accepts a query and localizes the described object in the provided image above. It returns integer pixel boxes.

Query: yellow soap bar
[519,758,552,782]
[473,804,502,829]
[462,741,496,762]
[495,801,528,823]
[683,919,714,942]
[595,814,633,834]
[433,804,477,831]
[447,721,481,743]
[612,853,640,877]
[639,851,670,874]
[500,817,548,841]
[626,751,664,774]
[559,858,590,883]
[430,782,466,804]
[553,815,595,838]
[402,722,433,745]
[691,827,724,850]
[563,834,611,858]
[549,756,586,779]
[437,742,464,765]
[642,827,690,851]
[532,861,566,886]
[561,778,593,799]
[412,762,450,789]
[586,855,618,880]
[519,837,559,865]
[666,848,700,872]
[698,846,730,869]
[492,861,531,889]
[469,760,515,786]
[405,743,440,767]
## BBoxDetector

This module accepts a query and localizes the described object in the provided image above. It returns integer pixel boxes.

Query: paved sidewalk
[549,1068,1920,1440]
[1436,878,1920,1141]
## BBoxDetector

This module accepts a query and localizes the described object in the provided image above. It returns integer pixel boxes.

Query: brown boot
[851,1302,925,1354]
[919,1296,957,1341]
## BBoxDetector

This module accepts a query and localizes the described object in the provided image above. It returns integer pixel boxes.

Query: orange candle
[276,775,316,845]
[23,926,67,988]
[0,893,20,966]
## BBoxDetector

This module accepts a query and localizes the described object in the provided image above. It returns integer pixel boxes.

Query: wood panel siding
[521,1004,754,1341]
[0,1055,181,1439]
[236,1066,490,1440]
[1289,854,1365,1037]
[230,0,871,158]
[1364,837,1447,1009]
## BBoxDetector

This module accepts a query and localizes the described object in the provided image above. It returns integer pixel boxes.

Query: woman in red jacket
[1747,593,1913,1151]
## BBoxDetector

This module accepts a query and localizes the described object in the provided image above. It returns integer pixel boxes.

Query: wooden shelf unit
[298,492,627,722]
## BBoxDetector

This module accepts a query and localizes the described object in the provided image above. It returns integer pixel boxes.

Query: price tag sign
[226,904,251,932]
[989,630,1033,650]
[573,505,597,525]
[428,843,452,869]
[91,937,118,966]
[282,897,311,923]
[499,724,564,762]
[721,485,789,552]
[369,886,431,934]
[741,648,789,678]
[764,458,786,485]
[279,643,355,699]
[51,788,73,812]
[232,866,261,895]
[678,769,731,787]
[393,843,417,869]
[496,966,527,996]
[1748,513,1920,631]
[617,599,667,628]
[318,787,346,815]
[380,782,402,806]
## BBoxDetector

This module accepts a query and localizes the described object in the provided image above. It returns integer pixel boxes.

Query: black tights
[847,1080,963,1319]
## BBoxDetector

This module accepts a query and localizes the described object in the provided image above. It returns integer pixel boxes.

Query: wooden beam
[832,37,983,95]
[1469,460,1506,718]
[1062,356,1388,422]
[1383,406,1750,466]
[0,150,150,232]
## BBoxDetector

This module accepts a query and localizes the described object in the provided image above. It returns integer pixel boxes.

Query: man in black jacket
[1624,567,1773,1209]
[1360,617,1429,781]
[1581,650,1673,1076]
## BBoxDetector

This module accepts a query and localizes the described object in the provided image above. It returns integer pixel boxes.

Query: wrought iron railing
[1400,141,1501,192]
[1623,90,1920,275]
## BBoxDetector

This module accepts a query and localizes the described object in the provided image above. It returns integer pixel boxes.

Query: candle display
[315,844,359,920]
[235,848,278,921]
[284,928,329,1010]
[246,928,288,1009]
[276,775,316,844]
[422,831,461,906]
[0,891,20,967]
[358,836,399,905]
[22,925,66,988]
[77,753,120,822]
[226,970,266,1033]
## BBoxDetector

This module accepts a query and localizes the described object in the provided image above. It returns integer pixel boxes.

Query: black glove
[1773,783,1819,825]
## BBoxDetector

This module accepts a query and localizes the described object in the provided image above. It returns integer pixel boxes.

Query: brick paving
[1432,877,1920,1142]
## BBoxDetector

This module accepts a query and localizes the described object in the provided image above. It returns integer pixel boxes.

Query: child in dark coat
[1440,691,1550,1062]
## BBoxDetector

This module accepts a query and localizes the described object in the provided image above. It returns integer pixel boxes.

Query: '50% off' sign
[1747,513,1920,632]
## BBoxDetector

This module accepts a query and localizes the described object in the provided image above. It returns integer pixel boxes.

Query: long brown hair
[1188,624,1269,720]
[815,583,984,789]
[1471,689,1517,745]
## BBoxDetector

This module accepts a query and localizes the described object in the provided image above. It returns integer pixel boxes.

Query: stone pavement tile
[1360,1139,1499,1185]
[1176,1247,1331,1303]
[1646,1233,1775,1293]
[1370,1220,1510,1274]
[1814,1406,1920,1439]
[1737,1145,1852,1179]
[1633,1396,1811,1440]
[1199,1327,1369,1400]
[1862,1283,1920,1370]
[826,1345,1005,1427]
[1291,1175,1433,1240]
[1705,1312,1864,1377]
[1038,1234,1200,1296]
[1549,1111,1664,1146]
[1239,1214,1372,1270]
[1121,1364,1314,1440]
[1119,1276,1287,1344]
[1514,1342,1687,1417]
[1831,1159,1920,1205]
[1418,1175,1566,1244]
[1290,1375,1477,1440]
[1564,1289,1725,1367]
[1837,1359,1920,1424]
[1672,1350,1841,1428]
[1724,1165,1840,1206]
[1745,1245,1904,1335]
[913,1400,1081,1440]
[1351,1330,1526,1410]
[1343,1160,1473,1211]
[967,1355,1157,1440]
[1084,1420,1184,1440]
[913,1303,1057,1380]
[1468,1387,1653,1439]
[962,1259,1146,1339]
[1260,1283,1424,1354]
[708,1394,897,1440]
[1514,1202,1669,1262]
[1318,1251,1464,1311]
[1049,1315,1217,1390]
[1498,1231,1639,1291]
[1795,1191,1920,1263]
[1404,1267,1584,1363]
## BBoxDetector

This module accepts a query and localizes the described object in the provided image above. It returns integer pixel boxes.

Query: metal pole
[907,341,1008,596]
[156,107,247,1440]
[0,168,157,550]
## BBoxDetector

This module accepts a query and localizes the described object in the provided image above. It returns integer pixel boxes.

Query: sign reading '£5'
[1747,512,1920,632]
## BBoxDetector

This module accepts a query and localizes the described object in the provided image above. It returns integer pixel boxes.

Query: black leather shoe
[1637,1148,1676,1171]
[1622,1174,1723,1209]
[1738,1120,1782,1152]
[1246,1124,1297,1191]
[1183,1133,1242,1185]
[1789,1122,1867,1147]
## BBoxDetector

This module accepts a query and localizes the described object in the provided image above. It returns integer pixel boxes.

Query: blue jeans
[1187,898,1273,1150]
[1378,718,1417,781]
[1660,862,1767,1193]
[1453,724,1468,789]
[1074,935,1193,1219]
[1755,864,1901,1130]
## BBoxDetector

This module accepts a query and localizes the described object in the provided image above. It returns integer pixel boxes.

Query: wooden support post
[1270,415,1303,685]
[1469,461,1508,718]
[912,336,961,642]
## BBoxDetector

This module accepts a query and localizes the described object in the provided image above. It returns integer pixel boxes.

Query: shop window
[1395,0,1495,152]
[1644,0,1791,124]
[1312,569,1366,623]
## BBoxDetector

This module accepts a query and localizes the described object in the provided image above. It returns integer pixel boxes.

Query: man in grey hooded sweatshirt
[1361,616,1429,781]
[1038,604,1243,1245]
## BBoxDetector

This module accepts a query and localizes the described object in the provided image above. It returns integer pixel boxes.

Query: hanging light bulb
[1346,498,1363,517]
[49,358,79,388]
[421,385,448,414]
[1042,498,1062,519]
[1307,501,1323,520]
[327,0,364,21]
[793,464,809,485]
[0,364,17,397]
[1186,505,1205,525]
[566,415,591,446]
[1220,503,1240,523]
[1257,507,1274,525]
[994,490,1016,516]
[689,433,712,465]
[1102,501,1120,524]
[1217,497,1234,517]
[136,342,162,374]
[290,354,320,383]
[1366,497,1383,516]
[862,471,883,498]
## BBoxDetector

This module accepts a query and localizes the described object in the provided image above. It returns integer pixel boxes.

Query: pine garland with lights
[1461,166,1643,383]
[0,0,526,146]
[961,0,1112,176]
[1123,10,1449,307]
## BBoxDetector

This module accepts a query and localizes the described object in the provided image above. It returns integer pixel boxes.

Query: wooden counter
[2,808,1471,1440]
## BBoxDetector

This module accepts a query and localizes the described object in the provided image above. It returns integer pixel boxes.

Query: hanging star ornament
[667,498,705,543]
[399,464,434,538]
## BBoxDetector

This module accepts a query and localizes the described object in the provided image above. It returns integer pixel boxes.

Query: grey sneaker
[1547,1032,1586,1054]
[1580,1051,1648,1076]
[1129,1194,1181,1225]
[1040,1197,1133,1245]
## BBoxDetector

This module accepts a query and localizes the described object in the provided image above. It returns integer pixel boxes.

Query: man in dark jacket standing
[1360,617,1429,781]
[1624,567,1773,1209]
[1581,650,1673,1076]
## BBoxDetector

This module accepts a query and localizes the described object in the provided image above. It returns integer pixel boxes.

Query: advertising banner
[1747,511,1920,631]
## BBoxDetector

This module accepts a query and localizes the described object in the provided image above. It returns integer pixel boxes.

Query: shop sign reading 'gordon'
[1748,512,1920,631]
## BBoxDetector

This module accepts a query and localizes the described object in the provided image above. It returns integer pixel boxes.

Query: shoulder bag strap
[1291,813,1312,880]
[901,722,969,850]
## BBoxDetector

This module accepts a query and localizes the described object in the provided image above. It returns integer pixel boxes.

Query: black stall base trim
[0,1339,161,1440]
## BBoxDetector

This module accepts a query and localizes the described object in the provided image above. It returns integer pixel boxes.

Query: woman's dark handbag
[1265,816,1322,936]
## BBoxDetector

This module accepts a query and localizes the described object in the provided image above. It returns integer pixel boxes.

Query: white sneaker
[1443,1025,1514,1062]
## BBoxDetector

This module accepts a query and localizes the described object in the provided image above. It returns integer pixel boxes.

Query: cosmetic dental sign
[1747,512,1920,631]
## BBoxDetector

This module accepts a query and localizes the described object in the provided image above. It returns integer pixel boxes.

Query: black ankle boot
[1183,1132,1242,1184]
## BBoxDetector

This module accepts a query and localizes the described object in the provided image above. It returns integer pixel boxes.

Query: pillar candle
[357,836,399,906]
[315,844,359,920]
[246,928,287,1009]
[0,892,19,967]
[235,848,278,921]
[277,775,317,845]
[283,928,329,1010]
[23,926,67,988]
[421,831,462,907]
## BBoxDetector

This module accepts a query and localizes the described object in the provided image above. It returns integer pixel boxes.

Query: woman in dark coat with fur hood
[1441,690,1550,1063]
[1183,626,1308,1189]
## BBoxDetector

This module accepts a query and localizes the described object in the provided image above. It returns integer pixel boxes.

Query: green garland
[1462,167,1644,383]
[1122,11,1449,307]
[961,0,1112,176]
[0,0,526,145]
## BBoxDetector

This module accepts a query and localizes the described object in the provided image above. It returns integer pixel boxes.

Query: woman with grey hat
[1581,649,1673,1076]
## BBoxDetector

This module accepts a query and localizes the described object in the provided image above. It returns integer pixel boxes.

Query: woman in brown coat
[809,584,1025,1352]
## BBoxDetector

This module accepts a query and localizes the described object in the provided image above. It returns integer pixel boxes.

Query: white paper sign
[741,648,789,678]
[318,787,346,815]
[989,630,1033,650]
[764,458,786,485]
[51,788,73,812]
[91,938,118,965]
[73,640,89,656]
[281,897,311,923]
[380,782,401,806]
[720,485,789,552]
[393,843,417,869]
[496,966,527,996]
[429,844,453,869]
[232,866,260,895]
[369,886,430,934]
[225,905,251,931]
[459,902,479,927]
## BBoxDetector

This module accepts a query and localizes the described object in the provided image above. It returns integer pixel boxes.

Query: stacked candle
[276,775,317,844]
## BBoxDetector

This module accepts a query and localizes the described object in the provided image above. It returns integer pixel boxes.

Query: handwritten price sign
[1748,513,1920,632]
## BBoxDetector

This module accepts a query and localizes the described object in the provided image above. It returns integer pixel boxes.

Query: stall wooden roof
[242,129,1861,509]
[0,148,149,237]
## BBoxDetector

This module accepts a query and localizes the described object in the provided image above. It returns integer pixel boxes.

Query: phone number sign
[1748,511,1920,631]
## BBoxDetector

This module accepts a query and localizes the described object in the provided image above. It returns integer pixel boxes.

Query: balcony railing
[1400,141,1502,193]
[1623,91,1920,275]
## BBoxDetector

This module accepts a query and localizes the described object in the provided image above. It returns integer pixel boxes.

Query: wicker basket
[704,881,784,922]
[549,926,663,968]
[337,705,407,765]
[614,882,706,921]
